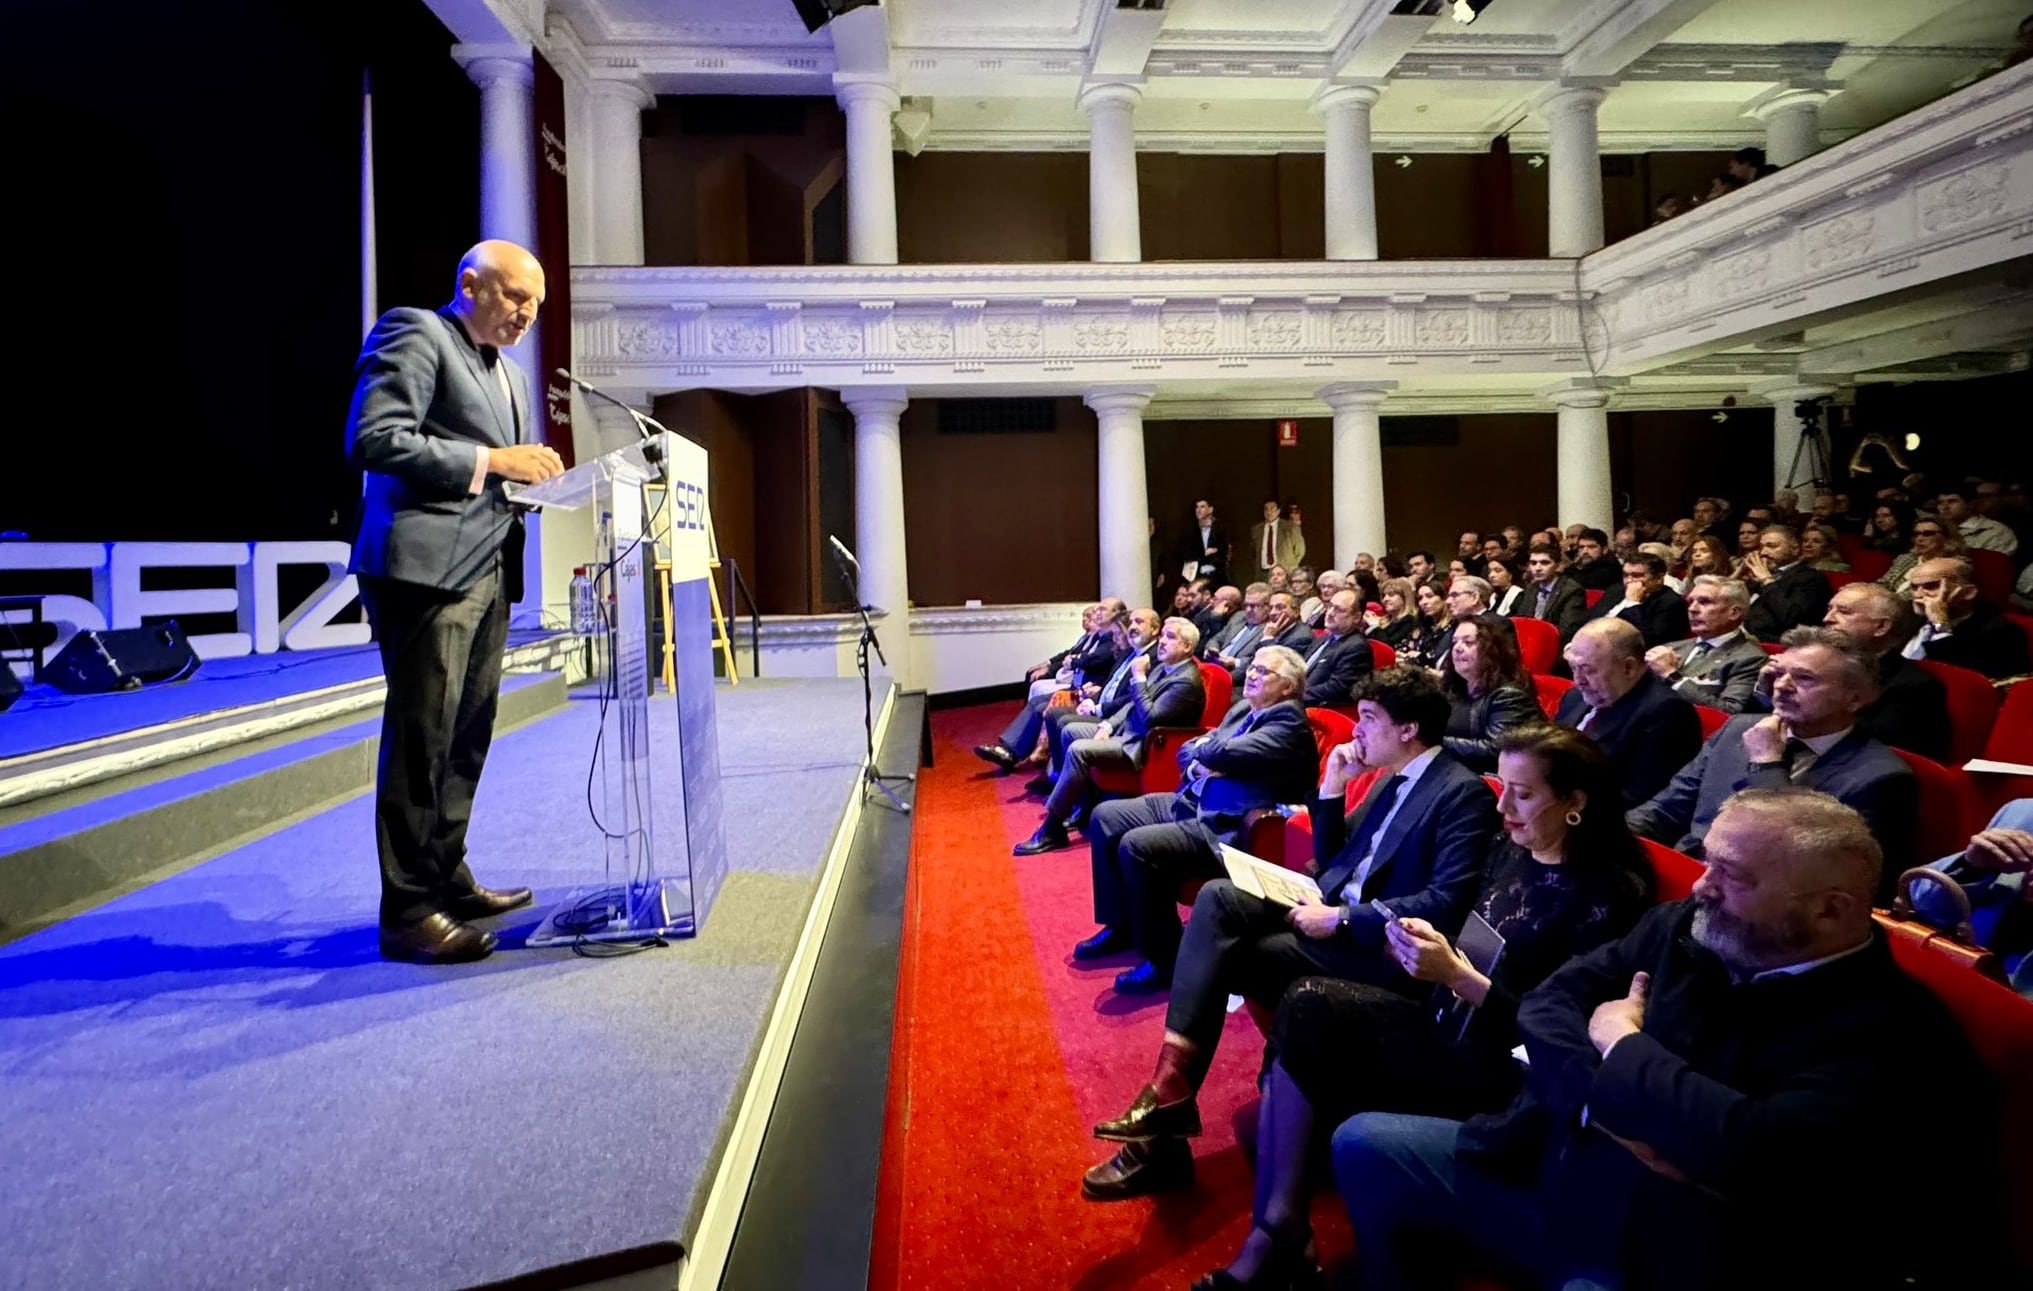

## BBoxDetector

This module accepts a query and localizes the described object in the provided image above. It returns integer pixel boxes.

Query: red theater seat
[1530,672,1573,716]
[1849,548,1894,580]
[1824,571,1863,590]
[1969,549,2013,606]
[1370,640,1397,670]
[1982,682,2033,765]
[1511,617,1560,674]
[1089,660,1231,798]
[1641,838,1704,901]
[1585,589,1605,609]
[1694,704,1730,739]
[1913,659,2002,767]
[1891,749,1979,861]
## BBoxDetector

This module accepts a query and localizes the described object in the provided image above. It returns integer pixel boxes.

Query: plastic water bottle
[570,567,598,635]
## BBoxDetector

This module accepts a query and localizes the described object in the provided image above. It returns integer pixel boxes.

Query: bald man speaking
[346,240,564,964]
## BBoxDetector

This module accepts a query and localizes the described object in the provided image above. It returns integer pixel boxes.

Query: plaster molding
[907,604,1092,636]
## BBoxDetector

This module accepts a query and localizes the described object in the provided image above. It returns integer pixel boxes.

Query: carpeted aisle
[873,704,1351,1291]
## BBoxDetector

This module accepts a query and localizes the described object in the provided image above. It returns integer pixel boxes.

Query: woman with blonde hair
[1369,577,1421,653]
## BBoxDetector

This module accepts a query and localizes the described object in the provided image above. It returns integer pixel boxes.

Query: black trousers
[359,562,509,925]
[1165,879,1384,1052]
[1086,792,1227,972]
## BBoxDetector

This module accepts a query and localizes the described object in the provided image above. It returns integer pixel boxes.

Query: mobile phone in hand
[1370,899,1398,925]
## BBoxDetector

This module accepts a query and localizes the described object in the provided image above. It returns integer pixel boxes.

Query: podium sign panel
[511,433,727,945]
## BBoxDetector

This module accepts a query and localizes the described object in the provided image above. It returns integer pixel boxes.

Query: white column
[1760,381,1838,509]
[1085,388,1155,604]
[846,388,912,680]
[1320,382,1395,565]
[1547,387,1615,532]
[1080,82,1143,263]
[1542,83,1608,259]
[1313,85,1381,261]
[455,48,538,249]
[587,77,652,265]
[835,78,901,265]
[1750,86,1832,168]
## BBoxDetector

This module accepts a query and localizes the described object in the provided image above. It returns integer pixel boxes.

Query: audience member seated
[1627,628,1916,884]
[1877,515,1961,598]
[1645,575,1767,714]
[1406,579,1455,672]
[1014,616,1207,856]
[1233,591,1316,689]
[1447,575,1491,619]
[1566,528,1622,593]
[1557,619,1704,808]
[1201,583,1260,660]
[1036,609,1162,787]
[1742,525,1834,641]
[1939,482,2019,556]
[1297,568,1336,625]
[1683,532,1736,585]
[1077,667,1495,1201]
[1074,647,1318,994]
[1405,550,1436,583]
[1907,797,2032,997]
[1370,578,1421,653]
[1509,543,1588,642]
[1187,579,1228,643]
[1690,495,1730,539]
[1901,556,2033,680]
[1815,582,1953,763]
[1267,564,1291,594]
[1439,613,1545,774]
[1302,590,1375,709]
[1866,499,1913,554]
[1332,790,2003,1291]
[1194,727,1654,1285]
[1581,550,1689,647]
[978,601,1123,772]
[1484,556,1527,616]
[1800,521,1851,572]
[1637,542,1686,594]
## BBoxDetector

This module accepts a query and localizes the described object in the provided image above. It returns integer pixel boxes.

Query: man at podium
[345,239,564,964]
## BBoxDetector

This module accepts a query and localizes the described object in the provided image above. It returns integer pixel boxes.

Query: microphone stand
[556,368,668,482]
[828,541,914,814]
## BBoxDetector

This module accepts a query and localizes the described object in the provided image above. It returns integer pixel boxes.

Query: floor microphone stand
[830,549,914,814]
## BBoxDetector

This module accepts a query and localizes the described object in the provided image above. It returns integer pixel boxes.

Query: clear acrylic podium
[509,433,727,947]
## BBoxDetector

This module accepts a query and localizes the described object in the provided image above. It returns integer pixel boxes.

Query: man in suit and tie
[1581,552,1689,647]
[1819,582,1952,762]
[1210,583,1272,669]
[1742,525,1833,642]
[1033,608,1161,791]
[1556,620,1704,808]
[1627,627,1916,894]
[1016,616,1207,855]
[1250,499,1307,580]
[977,601,1126,772]
[1195,586,1248,657]
[1078,665,1495,1200]
[1232,591,1316,689]
[1510,544,1589,642]
[347,240,563,964]
[1303,590,1375,707]
[1179,499,1231,586]
[1073,647,1319,995]
[1644,575,1768,714]
[1900,556,2033,680]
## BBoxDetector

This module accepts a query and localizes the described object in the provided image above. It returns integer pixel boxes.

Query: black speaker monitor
[44,623,200,694]
[792,0,878,34]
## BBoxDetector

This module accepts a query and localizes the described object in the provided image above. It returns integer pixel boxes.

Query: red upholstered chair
[1511,617,1561,674]
[1878,925,2033,1273]
[1823,571,1862,591]
[1835,533,1867,565]
[1891,749,1979,862]
[1913,659,2002,767]
[1694,704,1730,739]
[1640,838,1704,902]
[1982,681,2033,765]
[1243,709,1356,865]
[1848,547,1894,580]
[1969,549,2013,605]
[1088,660,1231,798]
[1530,672,1573,716]
[1585,589,1605,609]
[1758,641,1785,655]
[1369,640,1397,670]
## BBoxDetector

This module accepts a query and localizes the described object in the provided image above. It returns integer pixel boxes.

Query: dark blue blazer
[1104,658,1206,763]
[1301,632,1375,707]
[1178,698,1318,846]
[1554,671,1704,808]
[1312,750,1497,954]
[346,306,527,596]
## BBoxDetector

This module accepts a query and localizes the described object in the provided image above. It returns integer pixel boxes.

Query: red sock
[1151,1039,1197,1105]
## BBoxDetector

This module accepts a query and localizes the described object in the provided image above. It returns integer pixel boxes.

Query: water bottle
[570,567,598,635]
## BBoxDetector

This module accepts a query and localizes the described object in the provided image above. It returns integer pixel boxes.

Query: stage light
[1905,432,1922,451]
[1450,0,1494,24]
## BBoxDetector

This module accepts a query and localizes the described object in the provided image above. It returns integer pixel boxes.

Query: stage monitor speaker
[791,0,878,34]
[43,623,200,694]
[0,665,19,712]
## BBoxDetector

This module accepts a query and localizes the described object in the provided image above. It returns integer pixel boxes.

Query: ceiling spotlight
[1905,432,1922,451]
[1394,154,1414,168]
[1526,153,1546,169]
[1450,0,1492,24]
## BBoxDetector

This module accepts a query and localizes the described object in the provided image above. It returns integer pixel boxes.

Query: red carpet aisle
[872,704,1350,1291]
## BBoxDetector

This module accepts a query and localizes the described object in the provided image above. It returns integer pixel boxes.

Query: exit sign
[1277,419,1298,446]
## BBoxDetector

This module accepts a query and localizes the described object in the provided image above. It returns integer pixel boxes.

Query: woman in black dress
[1368,577,1421,653]
[1405,578,1454,671]
[1437,613,1545,773]
[1194,726,1654,1290]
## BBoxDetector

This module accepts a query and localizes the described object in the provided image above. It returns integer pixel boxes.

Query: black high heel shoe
[1190,1227,1322,1291]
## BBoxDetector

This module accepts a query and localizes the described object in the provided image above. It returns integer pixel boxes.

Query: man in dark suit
[1556,620,1704,808]
[1034,609,1160,789]
[1581,552,1688,647]
[1178,499,1230,586]
[1334,790,2001,1291]
[1204,583,1267,662]
[1627,628,1917,889]
[1901,556,2033,679]
[1079,666,1495,1200]
[976,601,1126,772]
[1644,575,1767,714]
[1231,591,1315,688]
[1820,582,1952,762]
[1073,646,1319,995]
[1742,525,1833,641]
[1015,616,1207,855]
[1194,585,1246,657]
[1566,528,1623,593]
[1510,544,1588,642]
[347,240,563,964]
[1302,590,1375,707]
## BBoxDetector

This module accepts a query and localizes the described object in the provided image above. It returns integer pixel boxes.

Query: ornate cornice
[907,604,1087,635]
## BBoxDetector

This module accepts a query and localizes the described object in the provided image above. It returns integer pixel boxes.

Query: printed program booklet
[1219,844,1323,908]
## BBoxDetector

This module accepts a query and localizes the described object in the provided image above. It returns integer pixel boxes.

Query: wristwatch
[1337,904,1355,931]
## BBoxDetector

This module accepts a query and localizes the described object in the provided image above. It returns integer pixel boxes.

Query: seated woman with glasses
[1438,613,1545,773]
[1877,519,1964,598]
[1194,727,1654,1291]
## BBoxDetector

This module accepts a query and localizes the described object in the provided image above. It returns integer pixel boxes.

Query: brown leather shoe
[444,885,533,920]
[1094,1083,1201,1141]
[1081,1137,1193,1201]
[379,912,497,964]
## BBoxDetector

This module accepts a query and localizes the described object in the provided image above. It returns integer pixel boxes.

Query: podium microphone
[555,368,667,470]
[827,534,861,576]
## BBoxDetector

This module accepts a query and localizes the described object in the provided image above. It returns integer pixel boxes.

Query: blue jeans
[1331,1112,1621,1291]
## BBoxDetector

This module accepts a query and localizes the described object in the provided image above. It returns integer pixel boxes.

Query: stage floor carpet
[0,677,870,1291]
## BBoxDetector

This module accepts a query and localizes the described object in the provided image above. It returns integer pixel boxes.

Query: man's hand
[489,443,565,484]
[1130,654,1151,680]
[1027,663,1049,682]
[1742,553,1772,584]
[1320,740,1363,797]
[1913,580,1955,628]
[1076,699,1098,716]
[1645,644,1683,680]
[1095,720,1113,739]
[1626,580,1652,604]
[1081,683,1102,699]
[1965,828,2033,874]
[1286,896,1342,940]
[1740,714,1787,765]
[1588,971,1648,1058]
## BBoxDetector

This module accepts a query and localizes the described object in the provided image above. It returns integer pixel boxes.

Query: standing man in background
[347,240,564,964]
[1251,498,1306,580]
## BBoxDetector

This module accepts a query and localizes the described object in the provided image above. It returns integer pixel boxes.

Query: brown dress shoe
[444,885,534,920]
[1094,1083,1201,1141]
[379,912,497,964]
[1081,1137,1193,1201]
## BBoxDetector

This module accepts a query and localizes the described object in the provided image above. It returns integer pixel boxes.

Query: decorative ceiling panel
[887,0,1106,50]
